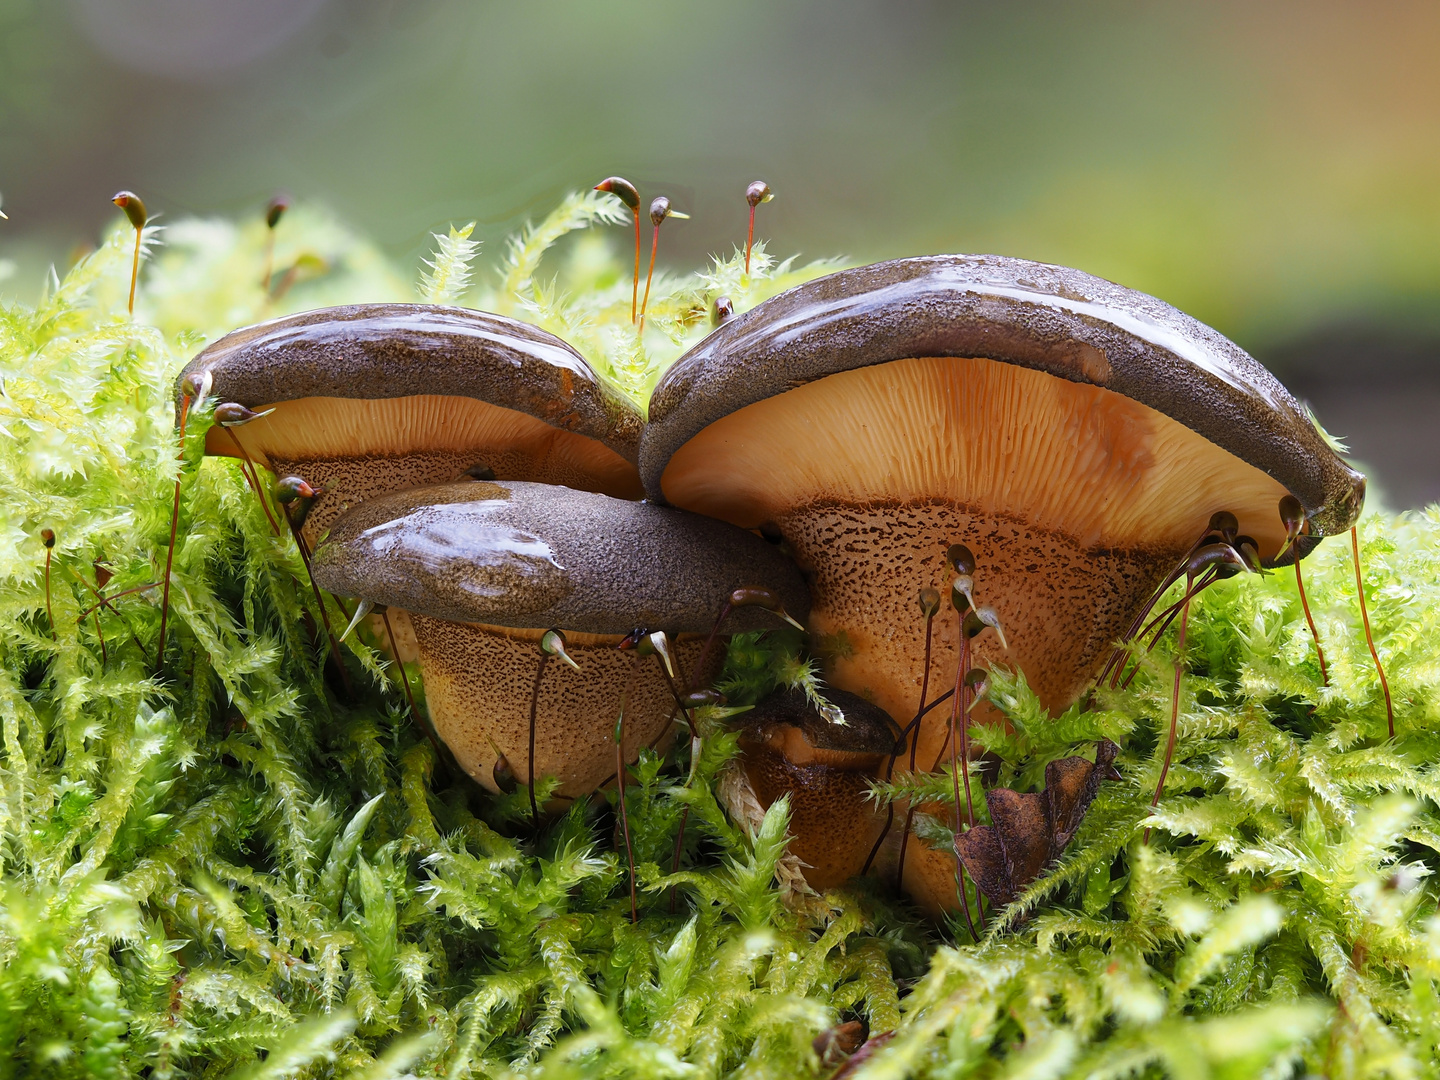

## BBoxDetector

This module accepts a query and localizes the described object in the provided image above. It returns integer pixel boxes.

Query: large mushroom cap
[180,304,644,541]
[309,479,810,635]
[641,254,1364,552]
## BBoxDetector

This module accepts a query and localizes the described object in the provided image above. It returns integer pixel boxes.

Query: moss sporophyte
[0,186,1431,1079]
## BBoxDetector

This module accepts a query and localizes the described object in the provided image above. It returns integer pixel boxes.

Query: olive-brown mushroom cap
[640,254,1364,551]
[732,687,902,763]
[181,303,641,462]
[309,480,810,635]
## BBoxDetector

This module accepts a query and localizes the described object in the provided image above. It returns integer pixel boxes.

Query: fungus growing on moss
[641,253,1362,754]
[310,479,808,801]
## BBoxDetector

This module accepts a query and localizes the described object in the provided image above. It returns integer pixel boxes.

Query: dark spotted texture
[734,686,902,889]
[180,303,642,462]
[410,618,717,798]
[311,481,810,636]
[641,255,1364,540]
[779,499,1169,762]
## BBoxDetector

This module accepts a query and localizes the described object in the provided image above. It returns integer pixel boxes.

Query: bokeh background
[2,0,1438,506]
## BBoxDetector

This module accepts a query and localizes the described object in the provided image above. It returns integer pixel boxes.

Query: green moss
[0,198,1437,1078]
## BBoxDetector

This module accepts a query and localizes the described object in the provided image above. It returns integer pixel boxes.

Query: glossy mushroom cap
[178,304,644,542]
[310,480,810,798]
[731,686,902,890]
[638,255,1364,730]
[642,256,1363,548]
[309,480,809,635]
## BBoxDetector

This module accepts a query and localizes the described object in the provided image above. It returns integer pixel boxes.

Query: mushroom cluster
[179,254,1364,919]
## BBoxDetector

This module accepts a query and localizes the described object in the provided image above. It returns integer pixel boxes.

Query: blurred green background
[2,0,1438,504]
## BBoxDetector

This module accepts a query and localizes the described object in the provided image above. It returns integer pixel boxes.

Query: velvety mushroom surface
[310,480,809,799]
[178,304,644,545]
[640,255,1365,749]
[730,687,902,890]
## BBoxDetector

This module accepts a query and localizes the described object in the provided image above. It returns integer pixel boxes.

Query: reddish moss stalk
[1145,595,1191,845]
[1351,526,1394,738]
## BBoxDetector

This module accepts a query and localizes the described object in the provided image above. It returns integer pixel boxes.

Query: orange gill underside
[205,394,643,546]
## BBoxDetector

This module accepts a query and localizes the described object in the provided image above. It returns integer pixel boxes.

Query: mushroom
[639,255,1363,912]
[641,254,1363,744]
[309,479,809,801]
[729,686,902,890]
[176,304,644,549]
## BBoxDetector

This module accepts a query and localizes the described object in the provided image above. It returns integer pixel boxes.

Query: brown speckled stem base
[780,499,1171,758]
[777,499,1174,915]
[737,738,889,890]
[407,615,715,800]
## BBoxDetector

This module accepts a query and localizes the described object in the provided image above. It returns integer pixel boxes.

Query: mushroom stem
[155,392,191,677]
[381,608,443,761]
[1351,526,1394,738]
[528,651,550,828]
[615,650,642,923]
[1293,554,1328,686]
[1145,583,1192,845]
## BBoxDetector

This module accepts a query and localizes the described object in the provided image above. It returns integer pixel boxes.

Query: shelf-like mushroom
[729,686,902,890]
[310,480,809,801]
[177,304,644,548]
[640,255,1364,753]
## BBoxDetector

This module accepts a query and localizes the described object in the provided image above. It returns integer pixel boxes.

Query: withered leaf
[953,739,1120,908]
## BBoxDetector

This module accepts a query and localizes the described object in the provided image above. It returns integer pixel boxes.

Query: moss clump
[0,198,1437,1078]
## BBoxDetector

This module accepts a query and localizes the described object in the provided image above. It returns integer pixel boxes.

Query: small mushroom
[175,304,645,549]
[310,480,809,801]
[729,686,902,890]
